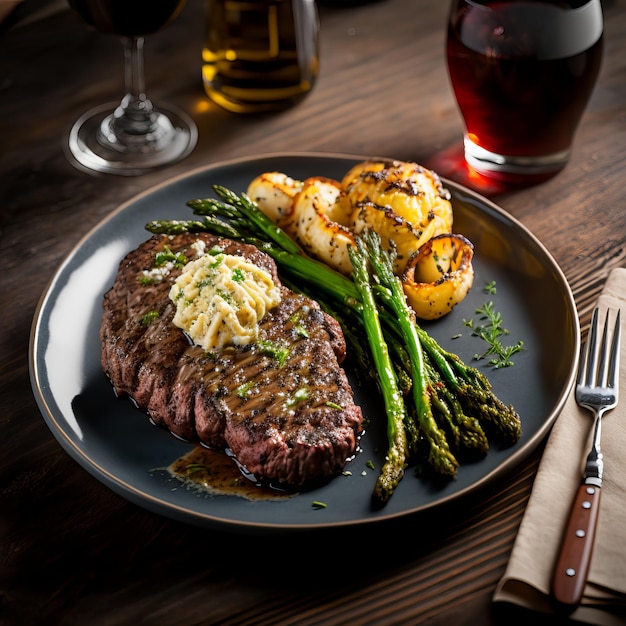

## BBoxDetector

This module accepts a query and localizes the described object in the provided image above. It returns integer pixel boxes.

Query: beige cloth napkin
[493,267,626,625]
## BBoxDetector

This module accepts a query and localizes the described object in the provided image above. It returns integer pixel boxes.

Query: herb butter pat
[169,251,281,350]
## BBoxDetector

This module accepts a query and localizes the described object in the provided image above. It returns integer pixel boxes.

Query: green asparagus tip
[457,379,522,445]
[372,460,406,508]
[457,416,490,458]
[428,444,459,480]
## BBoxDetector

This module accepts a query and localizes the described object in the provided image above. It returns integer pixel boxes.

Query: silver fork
[551,306,621,608]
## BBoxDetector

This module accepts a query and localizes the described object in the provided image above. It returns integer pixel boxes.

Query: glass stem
[125,35,146,99]
[108,36,157,141]
[98,35,176,152]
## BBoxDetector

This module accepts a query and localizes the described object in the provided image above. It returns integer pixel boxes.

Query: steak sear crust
[100,233,363,486]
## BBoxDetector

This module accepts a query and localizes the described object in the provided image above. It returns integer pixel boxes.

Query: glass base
[68,101,198,176]
[464,136,570,183]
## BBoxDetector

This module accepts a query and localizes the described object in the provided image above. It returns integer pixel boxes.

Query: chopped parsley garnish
[155,245,187,268]
[216,288,237,307]
[288,311,310,338]
[196,277,212,290]
[484,280,497,295]
[231,267,246,283]
[140,310,159,325]
[286,387,309,407]
[258,340,290,367]
[235,380,256,399]
[207,255,224,269]
[295,323,309,338]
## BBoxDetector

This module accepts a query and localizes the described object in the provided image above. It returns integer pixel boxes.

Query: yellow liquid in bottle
[203,0,319,113]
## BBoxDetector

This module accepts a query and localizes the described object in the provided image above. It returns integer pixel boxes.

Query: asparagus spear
[415,325,521,444]
[348,237,408,506]
[424,360,489,459]
[359,231,459,481]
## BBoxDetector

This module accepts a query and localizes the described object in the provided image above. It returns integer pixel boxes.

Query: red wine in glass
[68,0,185,36]
[446,0,603,183]
[67,0,197,175]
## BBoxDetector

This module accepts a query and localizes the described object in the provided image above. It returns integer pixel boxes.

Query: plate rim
[29,151,580,532]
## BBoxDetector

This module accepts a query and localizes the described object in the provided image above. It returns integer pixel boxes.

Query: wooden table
[1,1,625,624]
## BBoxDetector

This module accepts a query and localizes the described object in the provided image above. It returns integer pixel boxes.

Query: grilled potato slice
[247,171,302,231]
[402,234,474,320]
[341,160,453,232]
[292,177,355,275]
[341,160,453,272]
[351,200,447,274]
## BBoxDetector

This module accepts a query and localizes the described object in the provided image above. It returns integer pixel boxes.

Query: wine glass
[446,0,603,184]
[67,0,198,176]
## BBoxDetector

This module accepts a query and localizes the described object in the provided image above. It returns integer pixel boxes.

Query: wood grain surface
[1,0,625,624]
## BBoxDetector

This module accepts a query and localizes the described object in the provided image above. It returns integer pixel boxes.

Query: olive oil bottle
[203,0,319,113]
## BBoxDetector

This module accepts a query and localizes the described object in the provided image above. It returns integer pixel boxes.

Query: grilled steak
[100,232,364,486]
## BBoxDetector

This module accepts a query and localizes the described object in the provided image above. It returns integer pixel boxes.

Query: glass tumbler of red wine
[67,0,197,176]
[446,0,603,184]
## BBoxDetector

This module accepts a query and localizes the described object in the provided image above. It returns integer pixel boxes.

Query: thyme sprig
[464,299,524,368]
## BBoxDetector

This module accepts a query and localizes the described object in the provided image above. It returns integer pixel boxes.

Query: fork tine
[608,309,621,392]
[596,310,610,386]
[581,307,600,387]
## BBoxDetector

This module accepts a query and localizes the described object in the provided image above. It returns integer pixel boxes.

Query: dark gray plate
[29,153,579,533]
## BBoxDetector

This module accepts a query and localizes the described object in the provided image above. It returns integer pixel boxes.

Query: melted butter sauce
[167,445,296,501]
